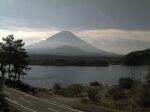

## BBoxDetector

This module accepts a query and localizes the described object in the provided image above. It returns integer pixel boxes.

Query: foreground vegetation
[51,74,150,112]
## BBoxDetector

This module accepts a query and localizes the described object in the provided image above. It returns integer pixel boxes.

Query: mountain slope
[26,31,118,57]
[48,45,91,56]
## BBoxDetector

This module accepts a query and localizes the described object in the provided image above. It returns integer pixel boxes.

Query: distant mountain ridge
[26,31,119,57]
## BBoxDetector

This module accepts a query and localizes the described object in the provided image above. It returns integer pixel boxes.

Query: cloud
[77,29,150,54]
[1,27,150,54]
[77,29,150,42]
[0,28,59,45]
[1,0,150,31]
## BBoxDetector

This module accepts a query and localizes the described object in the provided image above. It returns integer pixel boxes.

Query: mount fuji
[26,31,118,57]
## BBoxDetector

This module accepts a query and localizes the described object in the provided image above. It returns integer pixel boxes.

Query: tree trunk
[0,77,6,91]
[0,66,5,78]
[8,50,11,80]
[8,64,11,80]
[2,73,4,78]
[0,71,3,78]
[14,73,17,81]
[18,74,20,81]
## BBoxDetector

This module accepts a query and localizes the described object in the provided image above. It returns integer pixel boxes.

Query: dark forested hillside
[28,54,110,66]
[123,49,150,65]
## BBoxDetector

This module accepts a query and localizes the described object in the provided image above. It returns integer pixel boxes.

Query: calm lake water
[21,65,149,88]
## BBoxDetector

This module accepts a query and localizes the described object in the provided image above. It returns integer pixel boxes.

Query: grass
[73,101,129,112]
[80,97,129,112]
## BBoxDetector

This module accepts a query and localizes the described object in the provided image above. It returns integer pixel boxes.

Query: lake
[21,65,150,88]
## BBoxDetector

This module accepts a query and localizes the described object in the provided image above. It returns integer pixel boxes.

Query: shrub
[87,87,101,102]
[81,97,89,103]
[89,81,102,87]
[107,87,127,105]
[67,84,84,97]
[53,83,61,90]
[53,83,62,94]
[119,77,133,89]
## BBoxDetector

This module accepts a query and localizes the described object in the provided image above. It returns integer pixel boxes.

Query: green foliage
[0,35,30,81]
[12,40,29,81]
[29,54,109,66]
[119,78,133,90]
[68,84,84,97]
[142,86,150,107]
[53,83,62,94]
[123,49,150,65]
[107,87,127,104]
[53,83,62,90]
[145,69,150,86]
[140,69,150,107]
[81,97,88,103]
[0,35,15,79]
[53,83,84,97]
[0,53,7,77]
[90,81,102,87]
[87,87,101,102]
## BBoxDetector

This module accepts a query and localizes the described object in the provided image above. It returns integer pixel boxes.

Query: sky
[0,0,150,54]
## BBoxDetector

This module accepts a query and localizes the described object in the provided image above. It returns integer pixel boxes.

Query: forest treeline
[28,49,150,66]
[29,54,110,66]
[122,49,150,65]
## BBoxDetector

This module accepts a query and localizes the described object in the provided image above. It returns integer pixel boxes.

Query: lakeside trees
[0,35,30,112]
[0,52,7,78]
[0,35,29,81]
